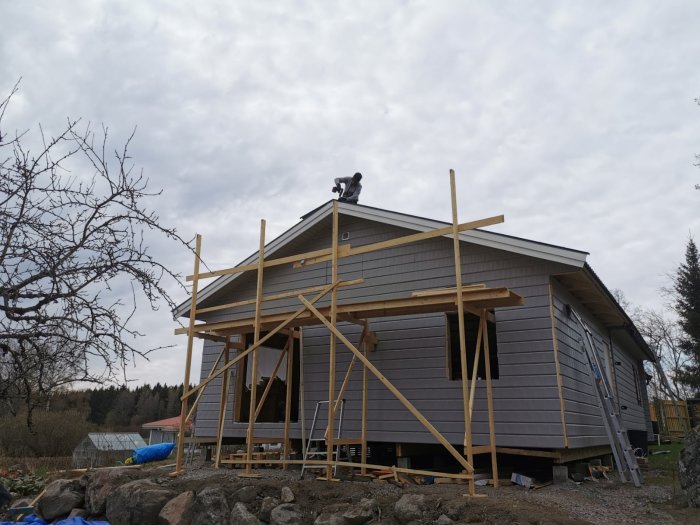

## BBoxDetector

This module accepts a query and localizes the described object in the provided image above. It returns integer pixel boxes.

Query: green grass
[645,443,683,487]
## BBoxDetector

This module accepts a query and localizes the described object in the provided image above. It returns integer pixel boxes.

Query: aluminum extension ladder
[301,400,349,478]
[567,306,643,487]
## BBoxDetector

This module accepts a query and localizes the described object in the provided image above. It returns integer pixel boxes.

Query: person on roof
[333,172,362,203]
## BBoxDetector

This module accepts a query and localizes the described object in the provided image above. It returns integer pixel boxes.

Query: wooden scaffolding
[172,170,524,495]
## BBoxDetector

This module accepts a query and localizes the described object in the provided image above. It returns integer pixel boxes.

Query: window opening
[446,312,499,380]
[235,331,300,422]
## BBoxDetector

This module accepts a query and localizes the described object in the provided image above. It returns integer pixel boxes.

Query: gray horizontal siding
[550,279,649,449]
[194,214,575,449]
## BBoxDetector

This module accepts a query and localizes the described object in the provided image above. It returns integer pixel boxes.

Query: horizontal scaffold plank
[175,286,524,336]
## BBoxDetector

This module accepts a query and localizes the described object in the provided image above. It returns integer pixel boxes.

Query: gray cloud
[2,0,699,385]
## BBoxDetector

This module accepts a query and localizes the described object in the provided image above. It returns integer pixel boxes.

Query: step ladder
[567,306,643,487]
[301,400,350,478]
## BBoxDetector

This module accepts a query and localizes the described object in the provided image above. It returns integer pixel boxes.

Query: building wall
[549,279,649,449]
[192,214,634,450]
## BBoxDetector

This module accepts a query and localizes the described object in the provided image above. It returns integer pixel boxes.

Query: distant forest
[0,384,188,457]
[50,383,187,430]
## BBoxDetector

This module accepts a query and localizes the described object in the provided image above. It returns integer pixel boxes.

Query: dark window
[235,332,300,423]
[446,312,499,380]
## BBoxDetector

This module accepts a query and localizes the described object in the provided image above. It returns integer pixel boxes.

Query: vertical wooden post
[214,338,231,468]
[361,323,369,475]
[299,327,308,461]
[449,170,475,496]
[283,330,295,469]
[326,201,339,479]
[174,233,201,475]
[481,311,499,487]
[243,219,266,477]
[548,283,569,448]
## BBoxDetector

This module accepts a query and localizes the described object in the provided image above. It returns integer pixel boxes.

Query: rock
[36,479,85,522]
[69,508,88,518]
[280,486,295,503]
[0,482,11,509]
[679,425,700,507]
[394,494,427,523]
[441,499,469,521]
[342,498,377,524]
[230,502,262,524]
[270,503,303,525]
[159,491,195,525]
[233,485,260,504]
[436,514,454,525]
[314,511,346,525]
[105,479,175,525]
[84,467,141,515]
[190,486,231,525]
[258,496,280,522]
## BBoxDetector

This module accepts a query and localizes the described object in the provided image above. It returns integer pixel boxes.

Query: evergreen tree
[673,237,700,391]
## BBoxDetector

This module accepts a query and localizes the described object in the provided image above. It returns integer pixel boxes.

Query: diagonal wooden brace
[299,295,474,474]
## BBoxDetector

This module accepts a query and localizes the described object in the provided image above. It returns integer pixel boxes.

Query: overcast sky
[2,1,699,387]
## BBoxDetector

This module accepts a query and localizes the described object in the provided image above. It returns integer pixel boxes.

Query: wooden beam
[186,244,352,281]
[283,331,294,470]
[294,215,504,268]
[181,280,343,400]
[185,343,228,424]
[481,312,499,488]
[253,339,290,420]
[219,458,473,480]
[468,320,484,419]
[548,283,569,449]
[325,200,339,480]
[299,295,474,474]
[174,233,201,475]
[197,279,364,314]
[361,321,369,475]
[214,340,231,468]
[412,284,486,297]
[450,169,475,496]
[176,287,523,337]
[245,219,266,476]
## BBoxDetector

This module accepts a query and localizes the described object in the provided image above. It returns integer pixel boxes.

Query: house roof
[174,200,588,318]
[173,200,653,360]
[142,415,192,431]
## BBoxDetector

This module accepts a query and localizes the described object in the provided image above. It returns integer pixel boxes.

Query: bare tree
[632,308,694,399]
[0,82,190,427]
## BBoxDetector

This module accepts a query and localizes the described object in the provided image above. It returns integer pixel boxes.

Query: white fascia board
[338,204,588,267]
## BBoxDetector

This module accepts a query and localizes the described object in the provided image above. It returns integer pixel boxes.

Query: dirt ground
[162,462,698,525]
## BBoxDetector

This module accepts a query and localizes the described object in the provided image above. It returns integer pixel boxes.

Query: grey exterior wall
[549,279,650,448]
[192,213,646,450]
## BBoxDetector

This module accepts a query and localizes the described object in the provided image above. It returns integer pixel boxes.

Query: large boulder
[679,425,700,507]
[190,486,231,525]
[159,490,195,525]
[270,503,303,525]
[258,496,280,522]
[84,467,141,515]
[105,479,175,525]
[394,494,427,523]
[0,482,11,509]
[342,498,378,525]
[36,479,84,522]
[233,485,260,504]
[230,502,262,524]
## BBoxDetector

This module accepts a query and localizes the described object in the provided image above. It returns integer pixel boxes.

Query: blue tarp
[131,442,175,464]
[1,517,109,525]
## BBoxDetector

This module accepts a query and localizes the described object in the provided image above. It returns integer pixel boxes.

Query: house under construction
[172,172,653,493]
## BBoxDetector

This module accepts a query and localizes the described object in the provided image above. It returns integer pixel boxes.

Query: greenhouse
[72,432,147,468]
